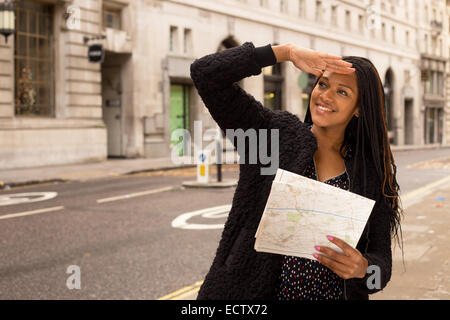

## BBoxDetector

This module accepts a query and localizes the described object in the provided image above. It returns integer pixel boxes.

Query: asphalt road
[0,148,449,299]
[0,166,238,299]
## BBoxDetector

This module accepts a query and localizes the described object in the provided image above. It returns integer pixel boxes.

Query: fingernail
[315,246,321,251]
[313,254,319,259]
[327,235,334,241]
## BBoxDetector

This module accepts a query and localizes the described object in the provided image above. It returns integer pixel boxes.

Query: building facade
[0,0,448,170]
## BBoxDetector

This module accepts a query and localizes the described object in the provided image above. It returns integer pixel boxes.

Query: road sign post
[196,150,210,184]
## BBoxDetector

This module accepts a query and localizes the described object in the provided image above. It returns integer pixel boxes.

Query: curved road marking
[171,204,231,230]
[0,192,58,206]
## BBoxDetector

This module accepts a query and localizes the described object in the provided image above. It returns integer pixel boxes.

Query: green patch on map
[287,212,302,223]
[345,234,351,244]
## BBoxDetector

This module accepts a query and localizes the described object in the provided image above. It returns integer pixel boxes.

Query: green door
[170,84,190,156]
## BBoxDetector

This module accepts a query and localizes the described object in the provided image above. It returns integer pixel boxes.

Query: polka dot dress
[276,123,352,301]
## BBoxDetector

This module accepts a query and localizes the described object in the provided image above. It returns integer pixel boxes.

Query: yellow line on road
[400,175,450,208]
[97,186,175,204]
[0,206,64,220]
[157,281,203,300]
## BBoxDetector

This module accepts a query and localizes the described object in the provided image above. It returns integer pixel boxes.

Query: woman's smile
[315,102,336,114]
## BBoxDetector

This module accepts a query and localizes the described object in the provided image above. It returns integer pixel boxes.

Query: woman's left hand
[314,235,368,280]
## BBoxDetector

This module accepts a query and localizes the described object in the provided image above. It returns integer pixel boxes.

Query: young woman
[190,41,403,300]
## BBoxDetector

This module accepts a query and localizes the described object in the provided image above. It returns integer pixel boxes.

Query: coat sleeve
[346,193,393,297]
[190,42,278,134]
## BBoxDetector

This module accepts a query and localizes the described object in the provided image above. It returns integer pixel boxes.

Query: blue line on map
[266,207,366,223]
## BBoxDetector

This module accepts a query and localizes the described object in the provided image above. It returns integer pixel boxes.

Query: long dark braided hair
[304,56,404,253]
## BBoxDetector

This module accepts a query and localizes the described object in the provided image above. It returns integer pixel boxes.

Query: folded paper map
[254,168,376,260]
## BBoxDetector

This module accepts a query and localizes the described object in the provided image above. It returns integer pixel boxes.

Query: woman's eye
[319,82,326,87]
[338,90,348,96]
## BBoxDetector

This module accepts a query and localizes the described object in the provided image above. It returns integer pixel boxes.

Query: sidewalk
[0,157,196,188]
[372,178,450,299]
[0,150,244,188]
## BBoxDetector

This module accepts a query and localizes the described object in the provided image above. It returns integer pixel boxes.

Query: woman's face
[310,70,359,129]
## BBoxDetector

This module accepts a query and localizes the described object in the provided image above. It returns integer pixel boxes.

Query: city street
[0,148,449,299]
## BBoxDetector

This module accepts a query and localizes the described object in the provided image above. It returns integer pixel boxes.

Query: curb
[0,178,68,190]
[182,179,238,188]
[124,164,197,176]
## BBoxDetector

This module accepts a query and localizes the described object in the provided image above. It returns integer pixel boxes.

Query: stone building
[0,0,137,170]
[446,0,450,145]
[419,0,448,145]
[0,0,448,170]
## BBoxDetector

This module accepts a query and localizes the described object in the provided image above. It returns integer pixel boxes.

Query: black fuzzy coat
[190,42,392,300]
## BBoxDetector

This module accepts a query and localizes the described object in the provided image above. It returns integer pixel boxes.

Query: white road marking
[96,186,176,204]
[171,204,231,230]
[0,206,64,220]
[0,192,58,206]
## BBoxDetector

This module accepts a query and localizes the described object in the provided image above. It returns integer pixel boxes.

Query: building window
[430,71,435,93]
[390,2,395,15]
[345,10,351,31]
[331,5,337,26]
[431,35,437,55]
[425,70,433,94]
[315,1,322,23]
[424,70,444,95]
[406,30,409,46]
[183,28,192,54]
[437,71,443,95]
[392,26,395,43]
[170,26,178,52]
[14,1,54,117]
[103,8,121,30]
[358,14,364,34]
[424,107,444,144]
[280,0,287,13]
[298,0,305,18]
[382,23,386,40]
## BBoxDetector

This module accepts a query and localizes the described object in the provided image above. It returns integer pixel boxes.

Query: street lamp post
[0,1,15,44]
